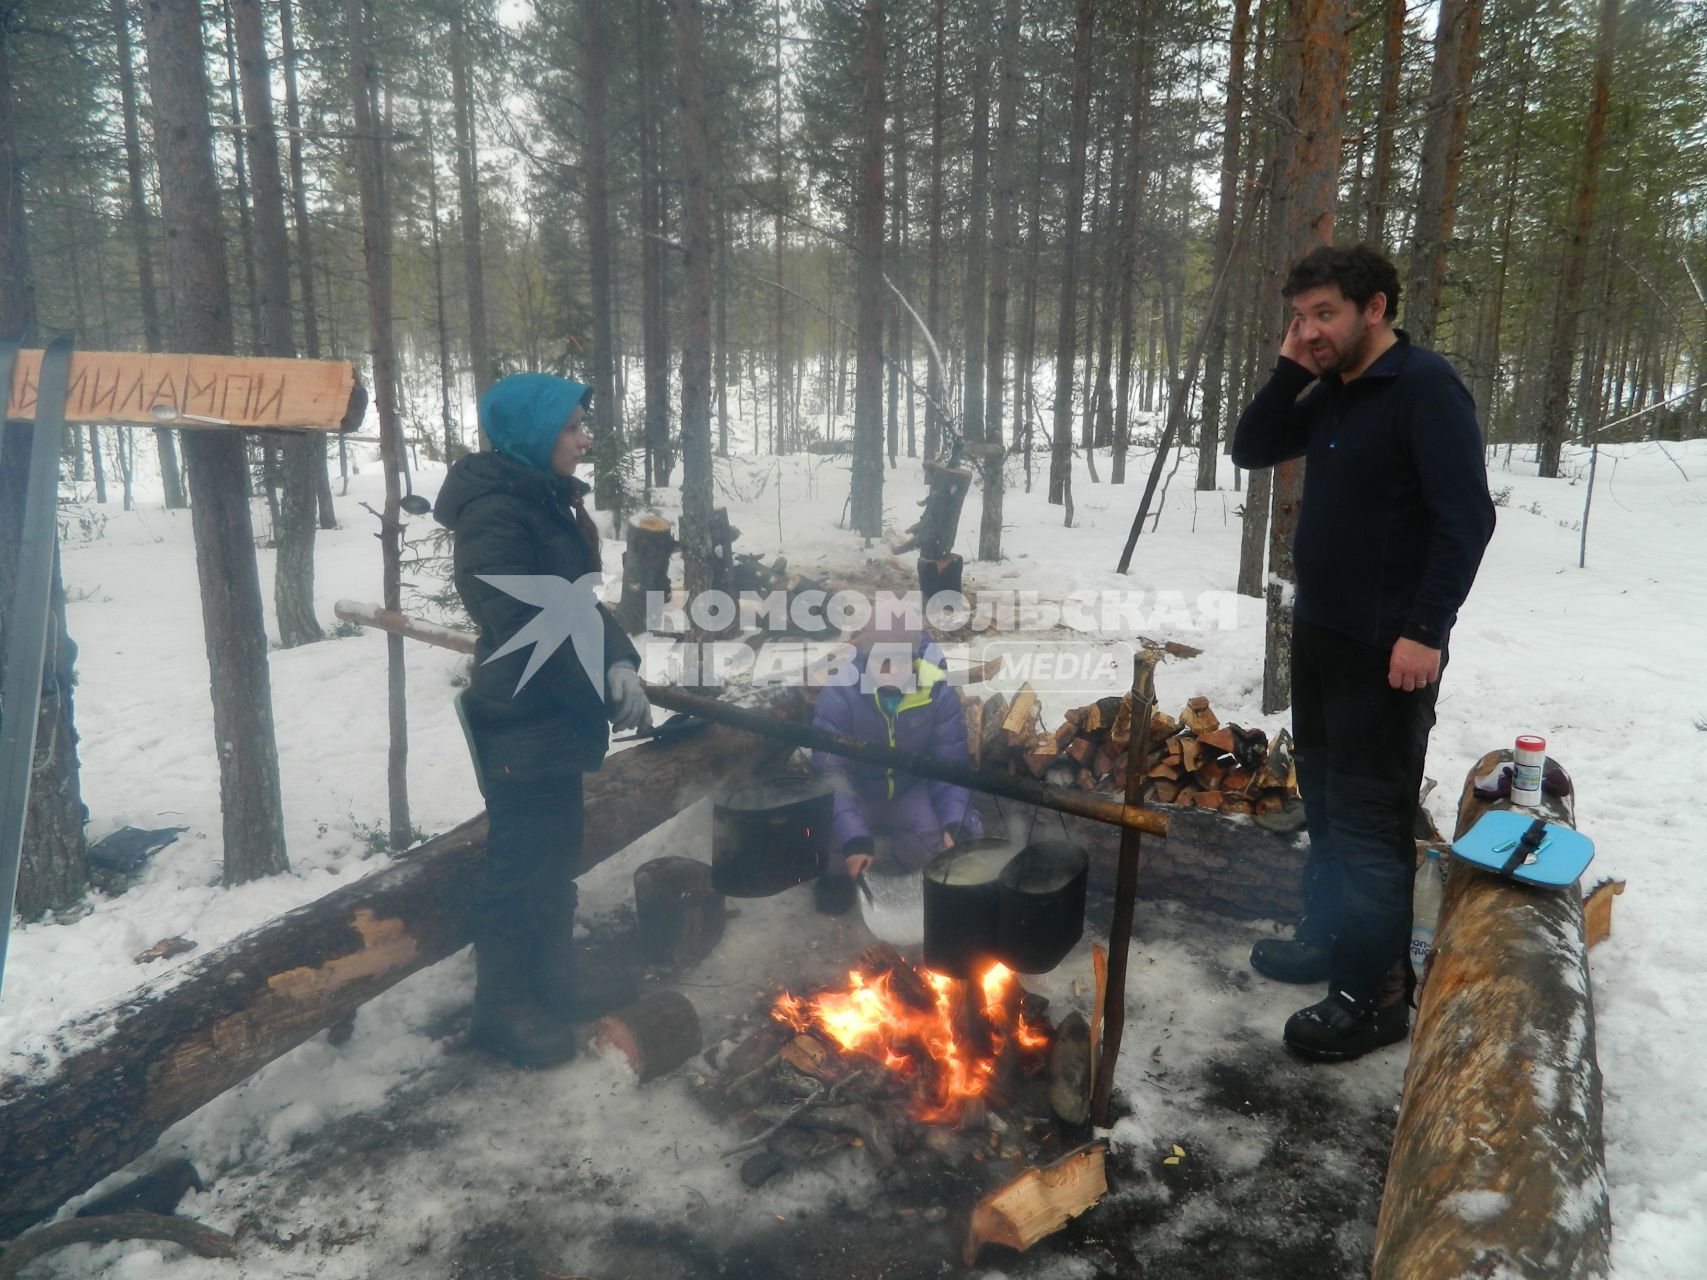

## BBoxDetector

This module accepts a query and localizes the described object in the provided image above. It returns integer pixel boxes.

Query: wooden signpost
[3,349,362,432]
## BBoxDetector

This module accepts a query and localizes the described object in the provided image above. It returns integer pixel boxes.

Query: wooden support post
[1090,650,1159,1126]
[1372,749,1611,1279]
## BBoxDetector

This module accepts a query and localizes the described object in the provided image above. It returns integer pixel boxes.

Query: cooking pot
[921,837,1016,978]
[995,840,1088,973]
[711,776,834,898]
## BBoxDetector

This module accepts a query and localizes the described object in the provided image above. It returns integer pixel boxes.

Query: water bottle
[1410,846,1446,987]
[1513,735,1546,808]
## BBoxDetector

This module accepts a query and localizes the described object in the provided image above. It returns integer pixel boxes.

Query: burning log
[962,1144,1108,1265]
[1372,749,1611,1280]
[633,856,726,969]
[591,991,703,1084]
[0,697,802,1239]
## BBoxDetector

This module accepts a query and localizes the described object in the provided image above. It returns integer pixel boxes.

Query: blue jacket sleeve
[1230,357,1320,470]
[1400,371,1497,646]
[811,687,871,845]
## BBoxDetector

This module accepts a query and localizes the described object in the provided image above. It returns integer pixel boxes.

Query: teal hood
[477,373,593,474]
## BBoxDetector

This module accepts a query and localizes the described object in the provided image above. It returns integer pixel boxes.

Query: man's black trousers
[474,771,585,948]
[1290,620,1443,1002]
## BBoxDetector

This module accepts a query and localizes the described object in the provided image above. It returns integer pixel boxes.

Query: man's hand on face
[1280,315,1324,378]
[1388,638,1442,692]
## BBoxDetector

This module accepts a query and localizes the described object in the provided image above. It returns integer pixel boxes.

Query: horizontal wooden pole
[334,600,1170,839]
[5,350,362,432]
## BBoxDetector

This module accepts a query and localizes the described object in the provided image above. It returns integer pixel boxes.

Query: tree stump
[615,513,676,634]
[633,856,725,968]
[895,458,972,559]
[1372,750,1611,1279]
[591,991,702,1083]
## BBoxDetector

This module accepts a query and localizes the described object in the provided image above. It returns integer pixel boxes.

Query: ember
[771,947,1051,1123]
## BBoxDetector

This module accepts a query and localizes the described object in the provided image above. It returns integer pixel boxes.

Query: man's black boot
[470,936,579,1069]
[1250,927,1334,984]
[533,910,637,1023]
[1282,988,1409,1062]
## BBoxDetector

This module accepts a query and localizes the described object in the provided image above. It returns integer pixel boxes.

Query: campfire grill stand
[336,600,1173,1125]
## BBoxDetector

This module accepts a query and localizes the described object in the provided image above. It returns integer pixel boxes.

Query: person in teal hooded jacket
[434,372,651,1068]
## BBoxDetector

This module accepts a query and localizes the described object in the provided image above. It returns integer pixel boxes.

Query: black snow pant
[1290,620,1443,1003]
[473,770,585,952]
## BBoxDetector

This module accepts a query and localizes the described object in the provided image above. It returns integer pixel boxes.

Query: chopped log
[1180,697,1219,735]
[0,696,803,1238]
[962,697,986,767]
[1221,797,1253,816]
[1194,791,1225,811]
[1179,736,1204,773]
[1372,750,1610,1280]
[591,991,703,1083]
[1046,1012,1091,1126]
[1583,879,1625,948]
[1002,684,1040,745]
[858,944,937,1012]
[1196,726,1235,755]
[633,856,726,969]
[979,692,1009,767]
[614,513,678,635]
[1108,699,1133,746]
[0,1212,235,1279]
[962,1144,1108,1265]
[1195,758,1228,791]
[780,1034,844,1083]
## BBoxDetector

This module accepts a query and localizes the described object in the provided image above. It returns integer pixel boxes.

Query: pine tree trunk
[423,107,457,458]
[674,0,716,597]
[277,0,334,530]
[979,0,1020,562]
[716,203,729,456]
[1048,1,1094,506]
[111,0,186,509]
[236,0,319,649]
[1263,0,1348,716]
[582,0,622,505]
[1537,0,1620,478]
[141,0,289,884]
[923,0,946,461]
[1197,0,1251,492]
[1112,21,1150,487]
[219,0,260,350]
[1363,0,1405,245]
[0,57,91,914]
[1016,124,1044,471]
[962,48,990,450]
[771,0,787,455]
[849,0,887,537]
[347,0,411,849]
[637,0,670,486]
[1404,0,1483,347]
[450,3,493,401]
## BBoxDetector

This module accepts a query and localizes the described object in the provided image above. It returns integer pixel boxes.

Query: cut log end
[591,991,703,1083]
[962,1145,1108,1266]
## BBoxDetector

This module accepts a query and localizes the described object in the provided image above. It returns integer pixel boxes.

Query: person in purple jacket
[809,627,983,914]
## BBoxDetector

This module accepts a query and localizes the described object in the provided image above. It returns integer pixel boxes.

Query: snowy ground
[2,428,1704,1277]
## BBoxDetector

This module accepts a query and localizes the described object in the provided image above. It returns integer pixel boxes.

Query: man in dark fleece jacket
[1231,244,1495,1063]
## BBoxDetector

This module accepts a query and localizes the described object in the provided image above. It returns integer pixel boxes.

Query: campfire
[771,949,1052,1124]
[706,942,1110,1263]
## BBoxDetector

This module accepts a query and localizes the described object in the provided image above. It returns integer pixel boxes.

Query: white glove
[606,663,652,733]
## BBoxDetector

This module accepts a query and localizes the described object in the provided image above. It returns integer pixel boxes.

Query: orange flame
[771,959,1049,1123]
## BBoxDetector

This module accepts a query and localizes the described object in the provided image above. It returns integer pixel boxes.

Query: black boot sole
[1283,1016,1409,1063]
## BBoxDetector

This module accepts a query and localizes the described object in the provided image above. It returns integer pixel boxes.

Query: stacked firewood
[963,686,1298,815]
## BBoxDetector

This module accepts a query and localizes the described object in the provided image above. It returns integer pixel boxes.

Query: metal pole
[0,336,76,1000]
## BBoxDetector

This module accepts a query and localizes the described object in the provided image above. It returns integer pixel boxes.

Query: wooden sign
[4,350,362,433]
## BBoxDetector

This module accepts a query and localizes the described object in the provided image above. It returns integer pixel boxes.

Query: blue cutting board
[1451,810,1595,887]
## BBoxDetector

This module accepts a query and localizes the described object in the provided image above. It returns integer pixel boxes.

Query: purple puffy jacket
[810,641,983,865]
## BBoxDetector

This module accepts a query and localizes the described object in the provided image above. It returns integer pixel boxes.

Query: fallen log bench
[1373,749,1612,1279]
[0,699,802,1240]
